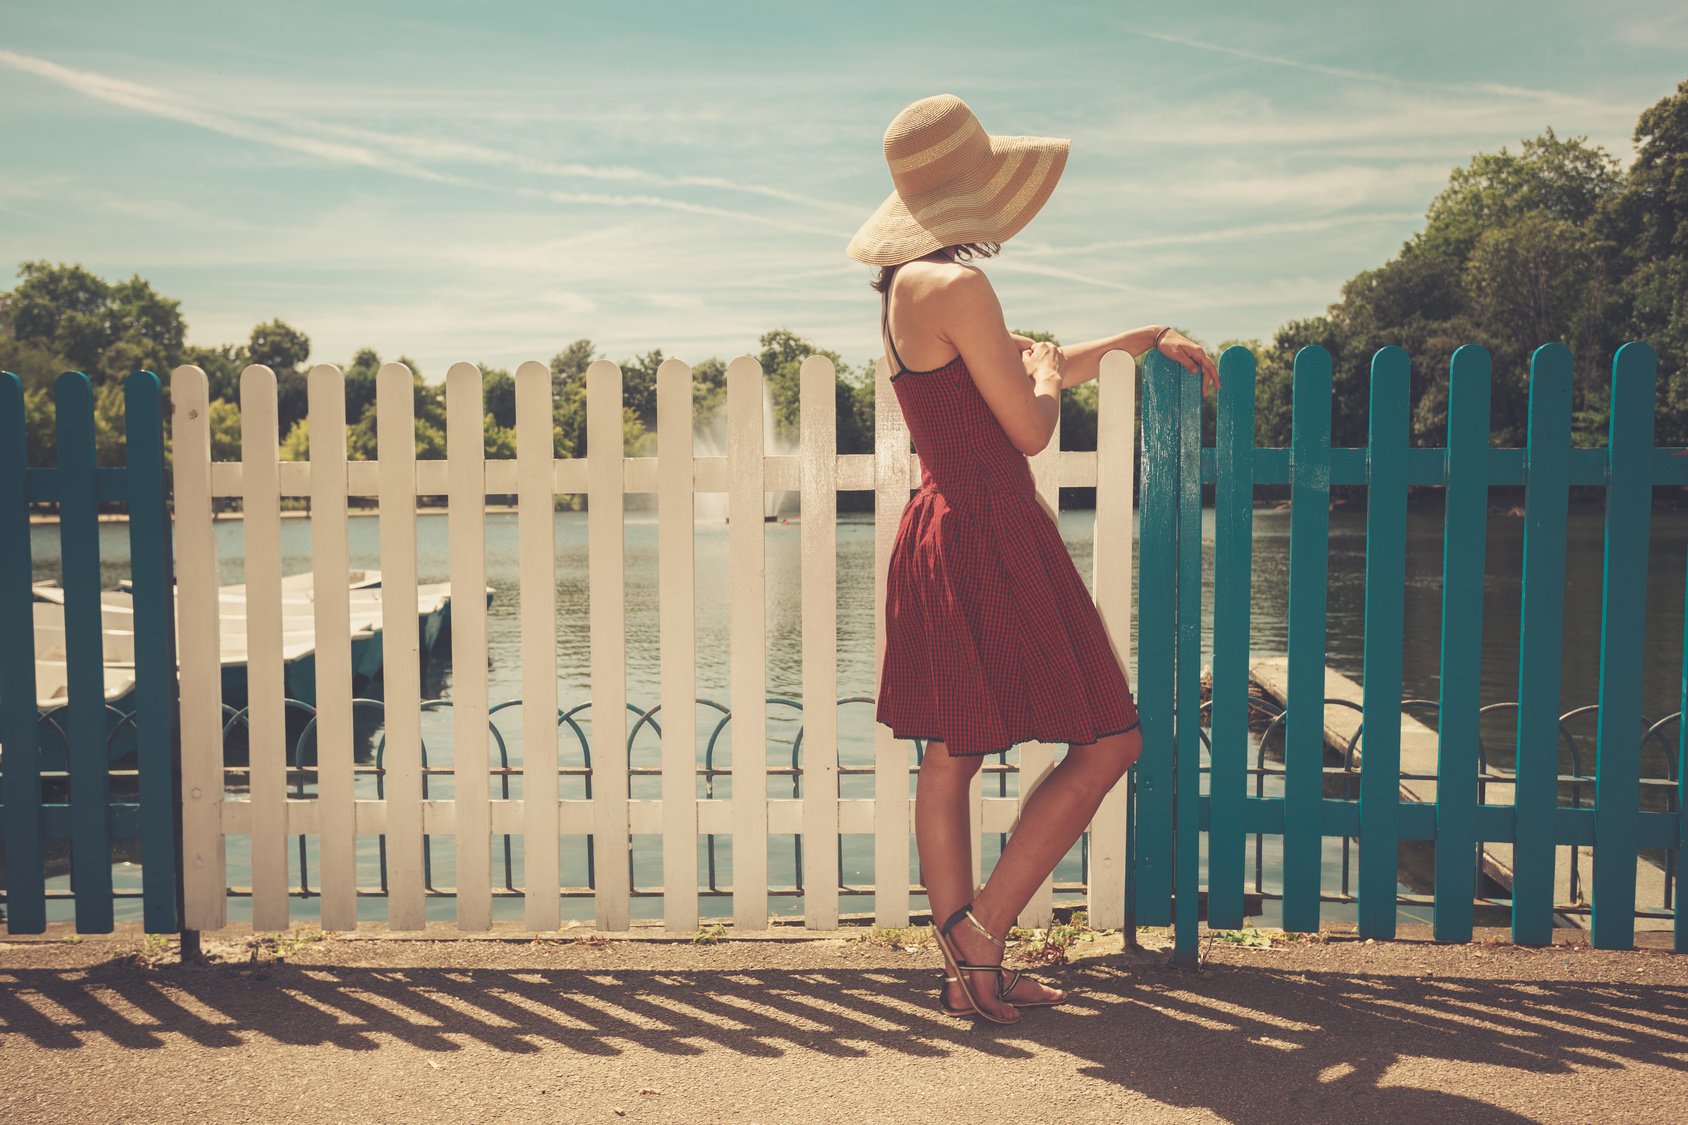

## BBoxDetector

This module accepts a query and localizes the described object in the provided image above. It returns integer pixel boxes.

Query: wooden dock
[1249,657,1671,932]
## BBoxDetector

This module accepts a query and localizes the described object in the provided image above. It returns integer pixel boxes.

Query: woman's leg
[969,727,1142,943]
[915,744,1019,1021]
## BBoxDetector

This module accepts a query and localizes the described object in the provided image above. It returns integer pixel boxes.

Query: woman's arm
[1061,327,1220,396]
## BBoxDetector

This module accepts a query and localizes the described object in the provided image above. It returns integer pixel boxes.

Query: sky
[2,0,1686,379]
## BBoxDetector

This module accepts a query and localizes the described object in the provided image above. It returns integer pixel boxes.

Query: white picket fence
[169,350,1139,934]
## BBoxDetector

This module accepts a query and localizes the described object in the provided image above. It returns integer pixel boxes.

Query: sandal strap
[964,909,1006,949]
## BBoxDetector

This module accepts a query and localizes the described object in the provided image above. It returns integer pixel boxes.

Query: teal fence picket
[1680,524,1688,955]
[1358,346,1409,939]
[55,372,115,932]
[1174,358,1203,964]
[1206,346,1256,930]
[1512,344,1573,945]
[1135,350,1181,925]
[1434,345,1491,943]
[1282,345,1332,932]
[125,372,180,933]
[0,374,45,932]
[1592,342,1657,950]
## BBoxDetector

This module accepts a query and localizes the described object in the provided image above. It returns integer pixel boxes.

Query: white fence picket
[447,362,492,931]
[799,355,839,930]
[171,366,227,931]
[1089,349,1137,929]
[657,358,699,932]
[1017,398,1064,929]
[239,365,289,931]
[587,359,634,925]
[872,357,911,927]
[308,363,357,932]
[586,359,630,932]
[377,361,425,929]
[727,356,769,929]
[518,360,562,932]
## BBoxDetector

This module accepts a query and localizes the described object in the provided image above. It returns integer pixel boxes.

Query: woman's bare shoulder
[898,259,993,302]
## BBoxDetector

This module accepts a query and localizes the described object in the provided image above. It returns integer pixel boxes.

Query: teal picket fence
[1139,342,1686,962]
[0,370,182,934]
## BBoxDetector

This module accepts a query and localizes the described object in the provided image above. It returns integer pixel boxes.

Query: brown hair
[870,241,1001,294]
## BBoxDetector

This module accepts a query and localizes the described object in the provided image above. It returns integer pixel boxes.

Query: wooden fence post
[1592,342,1657,951]
[1358,346,1409,940]
[56,372,114,932]
[799,355,840,930]
[658,357,700,932]
[1433,345,1492,943]
[1283,346,1332,934]
[1208,345,1257,931]
[0,374,44,933]
[447,362,492,931]
[124,371,181,934]
[1512,344,1572,945]
[377,362,425,930]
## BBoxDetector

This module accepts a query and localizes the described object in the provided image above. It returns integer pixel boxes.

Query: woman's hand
[1157,330,1220,396]
[1022,340,1065,387]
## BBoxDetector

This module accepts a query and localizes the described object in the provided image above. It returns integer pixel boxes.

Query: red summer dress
[874,312,1140,757]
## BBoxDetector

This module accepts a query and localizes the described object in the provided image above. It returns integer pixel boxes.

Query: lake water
[29,502,1687,930]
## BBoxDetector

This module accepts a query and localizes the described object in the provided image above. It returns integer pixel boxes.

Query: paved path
[1,924,1684,1124]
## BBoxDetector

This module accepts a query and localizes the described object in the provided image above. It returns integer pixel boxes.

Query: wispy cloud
[1,50,862,233]
[1017,212,1426,257]
[533,189,848,238]
[0,50,471,186]
[1115,27,1597,106]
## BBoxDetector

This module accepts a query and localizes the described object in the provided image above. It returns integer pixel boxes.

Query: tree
[482,366,516,430]
[1611,78,1688,445]
[1,262,187,383]
[550,339,598,396]
[248,320,310,372]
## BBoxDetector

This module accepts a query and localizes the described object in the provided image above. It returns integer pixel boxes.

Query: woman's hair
[870,241,1001,293]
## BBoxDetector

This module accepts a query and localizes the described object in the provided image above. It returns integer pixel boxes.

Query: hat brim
[846,135,1069,267]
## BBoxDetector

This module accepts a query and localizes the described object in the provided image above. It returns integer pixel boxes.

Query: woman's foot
[940,910,1018,1023]
[999,971,1066,1007]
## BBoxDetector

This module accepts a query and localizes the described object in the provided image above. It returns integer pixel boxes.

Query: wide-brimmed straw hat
[846,94,1069,267]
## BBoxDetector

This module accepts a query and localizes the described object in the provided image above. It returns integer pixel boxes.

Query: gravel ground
[0,922,1683,1125]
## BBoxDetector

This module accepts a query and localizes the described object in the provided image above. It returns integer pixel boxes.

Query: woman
[847,95,1219,1025]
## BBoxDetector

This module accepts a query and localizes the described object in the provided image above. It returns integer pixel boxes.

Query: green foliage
[2,261,186,384]
[21,382,54,468]
[1259,77,1688,452]
[1007,911,1115,966]
[208,399,243,462]
[691,923,726,945]
[279,418,310,462]
[482,366,516,429]
[345,362,445,461]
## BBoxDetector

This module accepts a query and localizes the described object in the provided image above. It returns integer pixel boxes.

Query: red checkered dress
[875,346,1140,757]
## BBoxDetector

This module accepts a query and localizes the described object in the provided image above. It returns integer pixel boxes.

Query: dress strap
[881,268,909,376]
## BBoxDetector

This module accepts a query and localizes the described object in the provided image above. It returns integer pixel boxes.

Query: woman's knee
[919,742,983,782]
[1079,727,1141,786]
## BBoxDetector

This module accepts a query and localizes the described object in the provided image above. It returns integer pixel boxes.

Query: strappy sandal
[938,967,1067,1014]
[931,904,1018,1025]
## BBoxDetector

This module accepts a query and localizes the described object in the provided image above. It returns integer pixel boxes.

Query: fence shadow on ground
[1,953,1684,1123]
